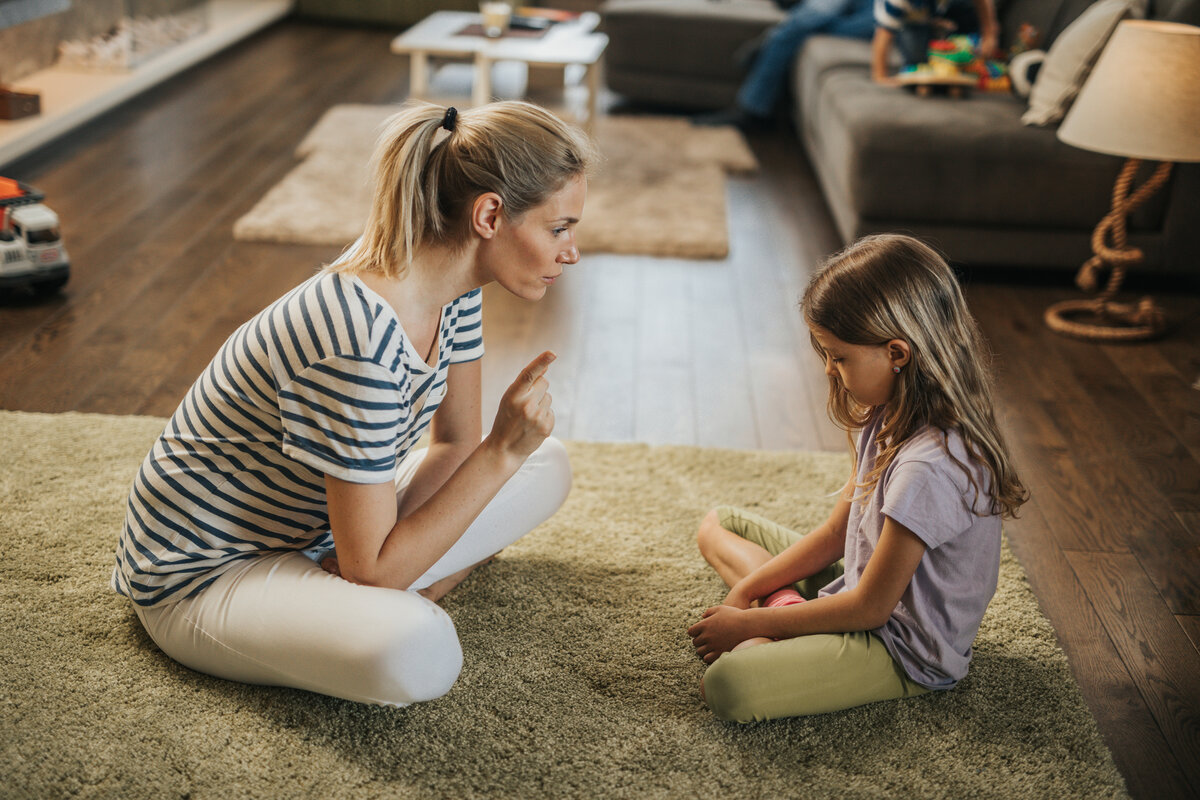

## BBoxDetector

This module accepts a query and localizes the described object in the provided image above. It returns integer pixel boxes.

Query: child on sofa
[871,0,1001,84]
[687,234,1028,722]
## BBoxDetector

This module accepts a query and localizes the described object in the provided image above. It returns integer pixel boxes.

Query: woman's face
[487,175,586,301]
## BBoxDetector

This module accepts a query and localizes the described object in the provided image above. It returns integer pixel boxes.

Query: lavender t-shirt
[818,412,1001,688]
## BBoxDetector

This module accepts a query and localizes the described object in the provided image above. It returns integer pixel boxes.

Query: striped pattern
[874,0,953,30]
[112,271,484,607]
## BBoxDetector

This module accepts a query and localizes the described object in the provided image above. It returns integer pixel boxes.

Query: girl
[112,101,597,707]
[687,234,1027,722]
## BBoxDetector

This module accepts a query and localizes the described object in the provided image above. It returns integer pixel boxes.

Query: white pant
[135,438,571,707]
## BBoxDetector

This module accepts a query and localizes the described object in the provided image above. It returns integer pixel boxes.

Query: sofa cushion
[1022,0,1147,126]
[602,0,781,82]
[601,0,783,108]
[997,0,1105,49]
[795,35,892,122]
[795,37,1167,232]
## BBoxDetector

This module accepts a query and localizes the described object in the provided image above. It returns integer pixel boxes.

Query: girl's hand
[723,585,754,610]
[488,351,556,462]
[687,605,754,664]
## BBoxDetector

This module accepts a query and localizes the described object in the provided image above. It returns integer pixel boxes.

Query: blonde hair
[331,100,598,277]
[802,234,1028,518]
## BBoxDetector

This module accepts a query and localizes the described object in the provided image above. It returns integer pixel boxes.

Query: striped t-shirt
[875,0,955,30]
[111,270,484,607]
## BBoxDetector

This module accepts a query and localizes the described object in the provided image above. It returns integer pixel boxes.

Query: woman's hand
[688,605,755,664]
[487,351,556,464]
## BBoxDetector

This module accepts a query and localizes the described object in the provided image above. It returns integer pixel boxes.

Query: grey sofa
[602,0,1200,273]
[295,0,602,28]
[604,0,784,109]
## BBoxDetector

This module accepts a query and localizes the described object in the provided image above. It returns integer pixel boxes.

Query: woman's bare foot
[417,555,497,602]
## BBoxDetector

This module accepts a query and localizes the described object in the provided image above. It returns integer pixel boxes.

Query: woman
[111,101,597,706]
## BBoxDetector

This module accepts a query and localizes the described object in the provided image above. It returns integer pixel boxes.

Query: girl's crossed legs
[135,437,572,707]
[697,506,928,723]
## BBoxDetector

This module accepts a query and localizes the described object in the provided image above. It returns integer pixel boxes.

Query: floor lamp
[1045,20,1200,342]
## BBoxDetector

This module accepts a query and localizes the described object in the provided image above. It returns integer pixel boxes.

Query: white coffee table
[390,11,608,131]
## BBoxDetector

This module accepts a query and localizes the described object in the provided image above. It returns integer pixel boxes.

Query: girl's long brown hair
[330,100,598,278]
[802,234,1028,518]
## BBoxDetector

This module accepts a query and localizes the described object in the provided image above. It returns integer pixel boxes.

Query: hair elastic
[441,107,458,133]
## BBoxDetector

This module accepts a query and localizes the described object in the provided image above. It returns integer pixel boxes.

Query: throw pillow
[1009,49,1046,98]
[1022,0,1148,127]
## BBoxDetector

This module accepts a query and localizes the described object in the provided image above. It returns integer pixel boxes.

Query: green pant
[702,507,929,723]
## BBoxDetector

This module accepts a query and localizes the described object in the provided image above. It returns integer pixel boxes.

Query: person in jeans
[698,0,876,129]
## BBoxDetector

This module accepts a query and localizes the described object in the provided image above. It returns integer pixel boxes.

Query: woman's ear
[887,339,911,369]
[471,193,504,239]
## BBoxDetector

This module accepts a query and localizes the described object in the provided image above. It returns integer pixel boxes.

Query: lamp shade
[1058,20,1200,162]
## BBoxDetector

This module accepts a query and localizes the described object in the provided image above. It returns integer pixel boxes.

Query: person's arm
[870,27,902,85]
[973,0,1000,59]
[689,516,927,663]
[722,487,852,609]
[394,358,482,519]
[324,351,556,591]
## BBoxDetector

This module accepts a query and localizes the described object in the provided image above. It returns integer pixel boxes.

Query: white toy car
[1,178,70,295]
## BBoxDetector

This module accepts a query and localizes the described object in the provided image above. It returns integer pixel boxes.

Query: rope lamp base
[1043,296,1167,342]
[1044,158,1172,343]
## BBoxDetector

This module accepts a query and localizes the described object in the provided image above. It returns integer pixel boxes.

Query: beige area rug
[0,410,1127,799]
[232,105,758,259]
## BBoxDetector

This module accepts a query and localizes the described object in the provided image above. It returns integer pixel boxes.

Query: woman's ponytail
[338,104,445,276]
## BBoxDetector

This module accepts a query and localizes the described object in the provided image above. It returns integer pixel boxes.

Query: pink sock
[764,588,805,608]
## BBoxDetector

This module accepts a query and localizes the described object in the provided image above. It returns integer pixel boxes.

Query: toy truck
[0,177,70,294]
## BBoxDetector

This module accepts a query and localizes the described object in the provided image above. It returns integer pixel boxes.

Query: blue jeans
[736,0,875,117]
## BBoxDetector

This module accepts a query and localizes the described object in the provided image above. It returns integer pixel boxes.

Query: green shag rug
[0,411,1127,799]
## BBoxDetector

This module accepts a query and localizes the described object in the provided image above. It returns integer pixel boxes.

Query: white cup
[480,1,512,37]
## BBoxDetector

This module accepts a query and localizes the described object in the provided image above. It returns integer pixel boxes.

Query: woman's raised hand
[489,350,557,462]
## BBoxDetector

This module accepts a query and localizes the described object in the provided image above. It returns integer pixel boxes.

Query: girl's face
[487,175,586,301]
[810,325,907,408]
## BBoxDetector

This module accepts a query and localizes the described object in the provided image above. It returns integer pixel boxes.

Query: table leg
[410,52,430,99]
[473,55,493,107]
[585,57,602,134]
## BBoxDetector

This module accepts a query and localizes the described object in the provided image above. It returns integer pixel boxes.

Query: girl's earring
[892,366,901,374]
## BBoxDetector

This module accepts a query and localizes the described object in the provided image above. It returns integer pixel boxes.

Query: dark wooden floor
[1,20,1197,798]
